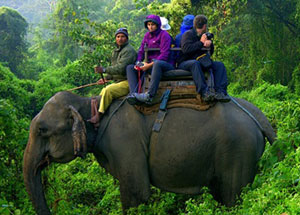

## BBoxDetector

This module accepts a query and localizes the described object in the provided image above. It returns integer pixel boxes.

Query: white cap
[160,17,171,30]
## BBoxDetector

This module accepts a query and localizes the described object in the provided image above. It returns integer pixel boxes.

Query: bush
[32,60,101,113]
[0,64,33,117]
[0,99,32,214]
[43,155,122,215]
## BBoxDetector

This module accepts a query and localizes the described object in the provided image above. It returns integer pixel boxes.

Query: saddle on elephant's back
[133,69,216,115]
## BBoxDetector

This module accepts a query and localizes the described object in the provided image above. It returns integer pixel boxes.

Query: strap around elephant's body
[230,97,266,137]
[94,97,127,150]
[152,89,172,132]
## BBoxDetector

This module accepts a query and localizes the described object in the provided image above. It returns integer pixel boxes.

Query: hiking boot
[127,94,139,105]
[201,91,215,102]
[134,92,153,104]
[215,92,231,102]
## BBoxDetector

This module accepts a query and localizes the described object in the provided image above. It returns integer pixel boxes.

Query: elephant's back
[148,102,264,192]
[149,102,256,150]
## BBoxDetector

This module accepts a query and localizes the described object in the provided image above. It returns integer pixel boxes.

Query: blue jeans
[211,61,228,94]
[178,60,228,94]
[126,60,175,97]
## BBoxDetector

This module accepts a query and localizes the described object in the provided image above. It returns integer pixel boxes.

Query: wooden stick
[67,82,99,91]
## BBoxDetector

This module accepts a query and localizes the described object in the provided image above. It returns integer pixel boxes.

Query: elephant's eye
[39,127,48,136]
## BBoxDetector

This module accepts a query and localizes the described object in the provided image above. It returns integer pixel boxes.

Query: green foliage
[0,0,57,25]
[0,63,33,117]
[69,18,119,70]
[0,99,32,215]
[147,0,192,39]
[230,148,300,215]
[0,6,28,77]
[40,0,88,67]
[42,155,122,215]
[211,0,299,89]
[187,0,300,90]
[291,63,300,95]
[32,60,100,112]
[1,0,300,214]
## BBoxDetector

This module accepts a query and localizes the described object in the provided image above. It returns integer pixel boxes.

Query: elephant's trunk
[23,117,51,215]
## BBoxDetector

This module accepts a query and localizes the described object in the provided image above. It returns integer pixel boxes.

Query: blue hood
[180,14,194,34]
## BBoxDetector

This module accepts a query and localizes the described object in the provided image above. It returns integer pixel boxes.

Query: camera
[205,32,214,40]
[135,61,144,71]
[135,61,144,67]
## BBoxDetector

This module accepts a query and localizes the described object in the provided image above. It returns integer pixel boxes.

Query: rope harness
[230,97,266,136]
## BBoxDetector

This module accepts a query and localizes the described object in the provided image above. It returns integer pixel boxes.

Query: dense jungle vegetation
[1,0,300,214]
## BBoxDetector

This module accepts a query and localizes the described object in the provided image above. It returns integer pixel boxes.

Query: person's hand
[200,33,207,43]
[134,65,141,71]
[203,40,212,48]
[140,62,153,71]
[94,66,104,74]
[97,78,107,85]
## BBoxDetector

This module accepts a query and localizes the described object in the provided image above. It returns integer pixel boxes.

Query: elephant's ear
[69,105,87,158]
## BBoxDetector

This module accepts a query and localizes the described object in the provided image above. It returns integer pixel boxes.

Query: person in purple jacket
[126,14,174,104]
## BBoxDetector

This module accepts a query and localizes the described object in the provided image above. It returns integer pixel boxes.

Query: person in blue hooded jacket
[175,14,195,48]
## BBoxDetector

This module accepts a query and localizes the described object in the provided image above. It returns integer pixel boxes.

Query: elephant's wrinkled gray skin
[23,91,276,214]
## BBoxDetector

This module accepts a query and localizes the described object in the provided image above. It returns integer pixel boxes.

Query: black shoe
[127,95,139,105]
[201,91,215,102]
[215,92,231,102]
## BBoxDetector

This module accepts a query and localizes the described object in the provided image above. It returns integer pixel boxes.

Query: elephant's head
[23,92,91,214]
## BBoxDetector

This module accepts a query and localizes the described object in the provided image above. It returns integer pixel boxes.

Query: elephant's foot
[120,184,150,214]
[117,154,151,213]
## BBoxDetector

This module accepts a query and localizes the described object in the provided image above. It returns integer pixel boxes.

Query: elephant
[23,91,276,214]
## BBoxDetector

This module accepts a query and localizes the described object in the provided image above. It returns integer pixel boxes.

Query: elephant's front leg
[116,150,151,213]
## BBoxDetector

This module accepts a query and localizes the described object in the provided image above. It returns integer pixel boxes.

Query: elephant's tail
[231,97,276,145]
